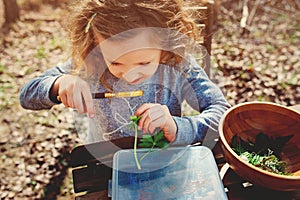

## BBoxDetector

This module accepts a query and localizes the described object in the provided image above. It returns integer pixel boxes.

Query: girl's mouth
[129,77,143,84]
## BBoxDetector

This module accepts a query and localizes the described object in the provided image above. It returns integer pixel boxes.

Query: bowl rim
[218,101,300,180]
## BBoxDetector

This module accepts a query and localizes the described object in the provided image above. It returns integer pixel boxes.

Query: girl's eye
[110,62,121,66]
[110,61,151,66]
[139,62,151,66]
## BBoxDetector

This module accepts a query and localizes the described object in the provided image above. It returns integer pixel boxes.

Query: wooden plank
[183,1,214,77]
[226,184,300,200]
[72,164,112,193]
[71,137,185,167]
[70,137,135,167]
[75,190,109,200]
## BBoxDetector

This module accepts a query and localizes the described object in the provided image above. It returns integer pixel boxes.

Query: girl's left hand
[135,103,177,142]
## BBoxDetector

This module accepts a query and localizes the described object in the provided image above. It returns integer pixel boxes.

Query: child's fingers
[137,104,176,142]
[148,118,164,133]
[149,107,164,121]
[64,90,73,108]
[59,93,70,108]
[143,117,160,134]
[82,89,94,118]
[73,90,84,113]
[135,103,151,117]
[135,104,150,129]
[141,113,151,133]
[139,106,164,133]
[147,110,165,133]
[58,89,73,108]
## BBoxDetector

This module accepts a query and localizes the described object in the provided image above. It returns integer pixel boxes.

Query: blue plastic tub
[112,146,227,199]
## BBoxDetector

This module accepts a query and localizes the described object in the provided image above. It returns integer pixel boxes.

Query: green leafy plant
[130,115,169,170]
[231,133,293,175]
[139,131,169,161]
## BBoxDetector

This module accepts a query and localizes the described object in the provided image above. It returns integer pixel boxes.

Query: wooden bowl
[218,101,300,191]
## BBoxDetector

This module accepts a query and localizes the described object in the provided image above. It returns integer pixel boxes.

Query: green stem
[133,123,141,170]
[139,144,155,161]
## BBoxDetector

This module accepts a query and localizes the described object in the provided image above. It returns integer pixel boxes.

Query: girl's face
[106,48,161,84]
[98,31,162,84]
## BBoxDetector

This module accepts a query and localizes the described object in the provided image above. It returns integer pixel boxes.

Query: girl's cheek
[108,67,122,78]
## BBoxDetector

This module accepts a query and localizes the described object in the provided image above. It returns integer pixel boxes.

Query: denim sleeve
[19,60,72,110]
[171,58,231,145]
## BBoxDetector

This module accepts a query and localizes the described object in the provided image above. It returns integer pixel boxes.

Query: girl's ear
[160,51,180,66]
[159,50,169,64]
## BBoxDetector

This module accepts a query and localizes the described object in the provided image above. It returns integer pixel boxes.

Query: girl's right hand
[51,74,95,118]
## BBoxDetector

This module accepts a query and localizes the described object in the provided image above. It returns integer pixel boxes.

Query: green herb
[130,115,169,170]
[139,131,169,161]
[130,115,142,170]
[231,133,293,175]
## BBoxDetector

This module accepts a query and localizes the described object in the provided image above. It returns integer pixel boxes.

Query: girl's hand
[50,75,94,118]
[135,103,177,142]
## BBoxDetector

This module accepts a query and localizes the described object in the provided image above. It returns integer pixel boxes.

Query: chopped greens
[231,133,293,175]
[130,115,169,170]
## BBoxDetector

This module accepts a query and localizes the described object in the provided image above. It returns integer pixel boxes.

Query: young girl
[20,0,230,145]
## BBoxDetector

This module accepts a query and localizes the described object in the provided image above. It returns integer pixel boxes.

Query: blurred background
[0,0,299,199]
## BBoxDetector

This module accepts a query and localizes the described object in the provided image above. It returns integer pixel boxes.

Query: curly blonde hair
[67,0,199,75]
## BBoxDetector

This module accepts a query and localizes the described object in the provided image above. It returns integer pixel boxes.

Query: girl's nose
[122,66,141,82]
